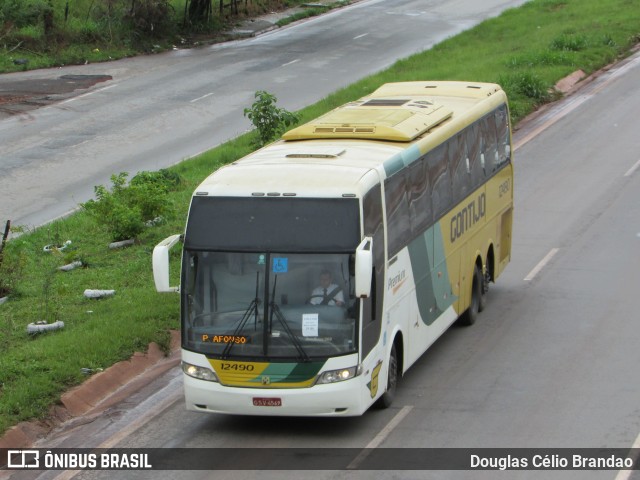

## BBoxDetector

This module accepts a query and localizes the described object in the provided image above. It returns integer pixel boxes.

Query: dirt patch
[0,74,112,116]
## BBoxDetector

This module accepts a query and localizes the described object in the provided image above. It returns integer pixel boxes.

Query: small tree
[243,90,299,146]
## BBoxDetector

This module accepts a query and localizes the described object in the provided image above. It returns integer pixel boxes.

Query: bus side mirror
[152,234,182,292]
[355,237,373,298]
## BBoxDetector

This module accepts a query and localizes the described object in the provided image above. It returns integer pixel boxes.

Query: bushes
[499,71,551,104]
[0,0,51,29]
[1,0,177,58]
[243,90,299,146]
[125,0,176,39]
[81,170,183,241]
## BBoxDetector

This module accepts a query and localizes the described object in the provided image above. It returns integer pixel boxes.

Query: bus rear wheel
[375,343,398,409]
[459,265,482,326]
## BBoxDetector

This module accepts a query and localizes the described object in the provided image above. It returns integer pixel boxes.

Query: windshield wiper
[270,302,310,362]
[222,271,260,359]
[269,275,310,362]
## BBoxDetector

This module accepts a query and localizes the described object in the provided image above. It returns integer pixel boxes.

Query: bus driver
[309,270,345,306]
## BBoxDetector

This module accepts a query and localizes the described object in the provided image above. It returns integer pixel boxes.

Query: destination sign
[201,334,249,344]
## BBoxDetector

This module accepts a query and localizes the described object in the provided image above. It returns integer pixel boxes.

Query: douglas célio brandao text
[470,453,635,470]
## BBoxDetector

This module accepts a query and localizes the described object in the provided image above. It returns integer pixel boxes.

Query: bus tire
[375,343,398,409]
[459,265,482,326]
[479,266,488,313]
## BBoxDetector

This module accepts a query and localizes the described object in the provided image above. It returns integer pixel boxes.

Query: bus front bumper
[183,373,369,417]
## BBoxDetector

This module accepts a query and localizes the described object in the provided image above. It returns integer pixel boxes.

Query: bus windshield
[182,251,358,360]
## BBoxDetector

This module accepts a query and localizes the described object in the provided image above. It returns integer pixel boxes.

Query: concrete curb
[554,69,586,94]
[0,331,181,449]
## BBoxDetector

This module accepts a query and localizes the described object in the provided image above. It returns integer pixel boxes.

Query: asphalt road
[6,46,640,480]
[0,0,528,228]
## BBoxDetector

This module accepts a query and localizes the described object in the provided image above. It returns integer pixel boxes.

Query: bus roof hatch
[282,99,453,142]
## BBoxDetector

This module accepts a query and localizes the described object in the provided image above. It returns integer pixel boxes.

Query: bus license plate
[253,397,282,407]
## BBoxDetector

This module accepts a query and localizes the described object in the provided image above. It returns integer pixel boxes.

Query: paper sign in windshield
[302,313,319,337]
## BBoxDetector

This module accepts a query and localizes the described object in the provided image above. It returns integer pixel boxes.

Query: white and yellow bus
[153,81,513,416]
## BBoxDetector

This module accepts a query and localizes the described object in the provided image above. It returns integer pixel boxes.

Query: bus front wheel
[375,343,398,409]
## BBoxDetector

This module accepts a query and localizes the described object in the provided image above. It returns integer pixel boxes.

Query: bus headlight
[182,361,219,382]
[317,365,362,384]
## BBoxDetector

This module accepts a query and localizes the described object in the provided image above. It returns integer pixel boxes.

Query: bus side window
[466,122,484,188]
[426,143,453,219]
[450,133,471,203]
[481,113,499,174]
[495,105,511,167]
[384,172,411,257]
[362,185,385,358]
[408,157,432,236]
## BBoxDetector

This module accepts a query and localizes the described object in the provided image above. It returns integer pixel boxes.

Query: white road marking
[524,248,559,281]
[623,158,640,177]
[50,376,182,480]
[347,405,413,469]
[99,392,182,448]
[613,429,640,480]
[190,92,214,103]
[59,84,118,104]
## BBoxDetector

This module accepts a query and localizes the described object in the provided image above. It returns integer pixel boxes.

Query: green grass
[1,0,640,436]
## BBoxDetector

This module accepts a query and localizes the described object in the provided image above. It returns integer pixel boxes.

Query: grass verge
[1,0,639,436]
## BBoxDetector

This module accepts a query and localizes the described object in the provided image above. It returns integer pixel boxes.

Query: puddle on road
[0,74,113,116]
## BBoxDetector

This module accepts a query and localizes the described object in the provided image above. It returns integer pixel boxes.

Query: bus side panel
[498,207,513,274]
[440,184,487,315]
[440,163,514,316]
[405,225,459,367]
[485,164,514,280]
